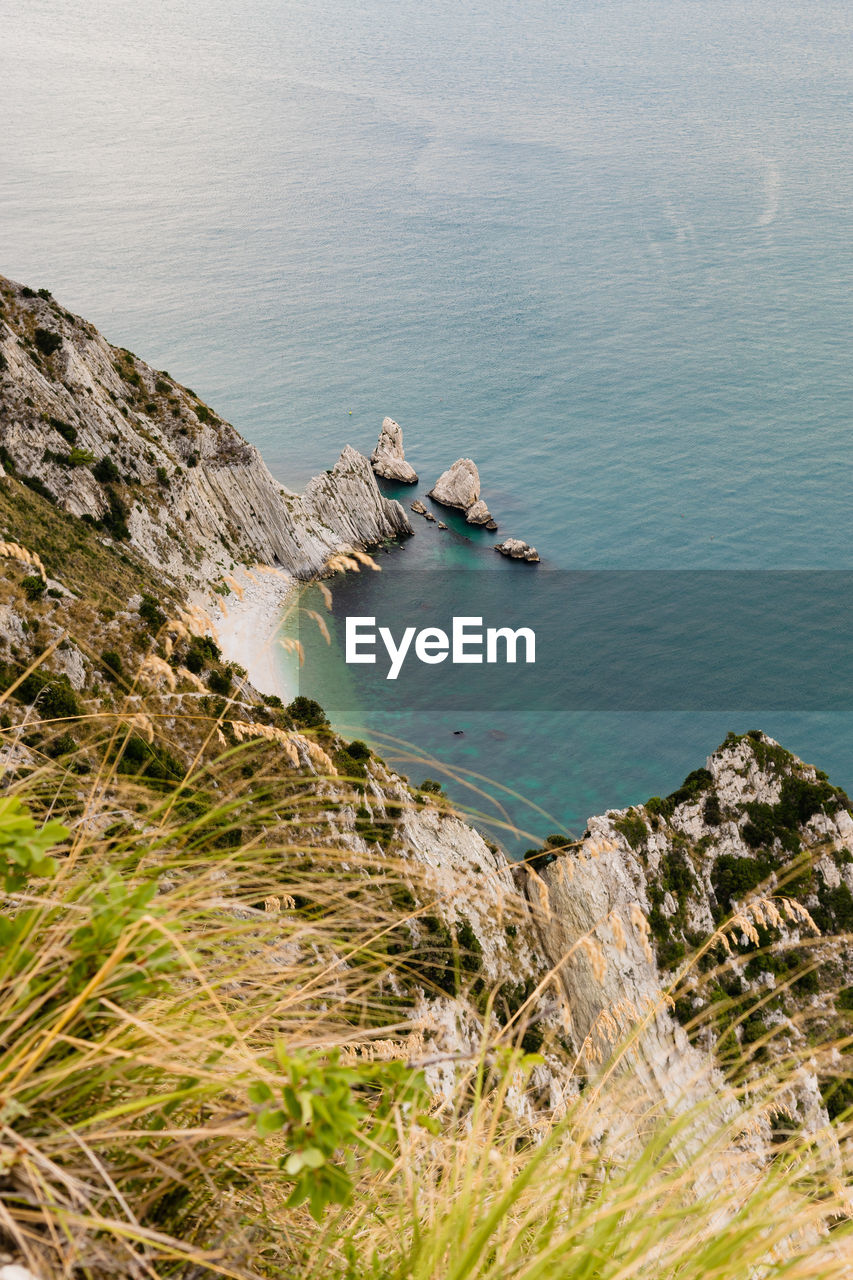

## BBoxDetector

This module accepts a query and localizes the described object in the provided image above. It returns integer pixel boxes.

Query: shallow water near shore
[5,0,853,845]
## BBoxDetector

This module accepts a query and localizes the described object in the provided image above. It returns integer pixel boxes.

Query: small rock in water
[430,458,497,527]
[465,498,495,526]
[485,519,498,531]
[429,458,480,510]
[424,510,436,522]
[437,521,447,529]
[371,416,418,483]
[410,499,427,515]
[494,538,540,563]
[453,729,465,735]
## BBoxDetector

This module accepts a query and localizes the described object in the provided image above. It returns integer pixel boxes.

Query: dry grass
[1,640,853,1279]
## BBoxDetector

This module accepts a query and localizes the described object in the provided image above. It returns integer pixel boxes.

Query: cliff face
[524,730,853,1134]
[0,276,411,587]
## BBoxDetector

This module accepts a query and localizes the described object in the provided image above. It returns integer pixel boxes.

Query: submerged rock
[494,538,539,562]
[370,416,418,483]
[429,458,480,511]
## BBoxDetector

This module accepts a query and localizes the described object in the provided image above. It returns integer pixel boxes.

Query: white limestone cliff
[0,277,411,589]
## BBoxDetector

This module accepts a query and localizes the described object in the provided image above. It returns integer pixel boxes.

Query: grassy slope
[0,426,853,1276]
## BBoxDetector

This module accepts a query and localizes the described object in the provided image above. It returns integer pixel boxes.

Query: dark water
[4,1,853,845]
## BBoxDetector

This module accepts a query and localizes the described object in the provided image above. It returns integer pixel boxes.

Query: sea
[4,0,853,849]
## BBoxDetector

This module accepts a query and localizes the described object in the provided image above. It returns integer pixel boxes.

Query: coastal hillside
[1,282,852,1277]
[0,275,410,587]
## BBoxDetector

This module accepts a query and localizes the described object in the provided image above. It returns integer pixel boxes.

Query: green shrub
[34,327,62,357]
[8,667,81,719]
[68,447,96,467]
[184,634,220,673]
[0,795,64,893]
[249,1045,427,1222]
[743,775,846,851]
[614,807,647,850]
[48,416,77,444]
[45,730,77,758]
[208,668,233,696]
[99,650,124,682]
[813,882,853,933]
[139,593,166,632]
[113,732,183,782]
[667,768,713,810]
[92,456,121,484]
[21,574,46,600]
[287,696,328,728]
[712,853,775,913]
[660,848,694,896]
[99,489,130,541]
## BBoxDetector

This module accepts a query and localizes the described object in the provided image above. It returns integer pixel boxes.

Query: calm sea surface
[4,1,853,845]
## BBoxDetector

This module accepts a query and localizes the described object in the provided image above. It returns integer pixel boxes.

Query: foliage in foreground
[1,679,853,1278]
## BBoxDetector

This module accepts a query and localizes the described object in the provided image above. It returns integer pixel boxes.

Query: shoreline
[203,566,297,702]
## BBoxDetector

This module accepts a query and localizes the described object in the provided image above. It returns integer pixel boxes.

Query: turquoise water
[5,1,853,844]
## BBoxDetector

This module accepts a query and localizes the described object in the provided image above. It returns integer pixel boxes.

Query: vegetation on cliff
[2,283,853,1277]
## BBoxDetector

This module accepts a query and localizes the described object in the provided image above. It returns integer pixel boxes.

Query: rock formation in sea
[495,537,539,562]
[429,457,497,527]
[370,416,418,483]
[0,275,411,587]
[465,499,491,525]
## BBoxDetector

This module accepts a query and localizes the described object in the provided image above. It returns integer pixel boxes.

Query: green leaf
[256,1108,285,1135]
[248,1081,274,1106]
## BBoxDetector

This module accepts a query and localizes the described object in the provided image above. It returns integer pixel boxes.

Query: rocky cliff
[0,276,411,588]
[1,275,848,1146]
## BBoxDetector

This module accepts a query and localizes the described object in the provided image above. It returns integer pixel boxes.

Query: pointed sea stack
[370,416,418,483]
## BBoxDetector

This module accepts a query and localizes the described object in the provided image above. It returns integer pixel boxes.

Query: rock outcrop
[495,538,539,562]
[370,416,417,483]
[529,731,853,1134]
[429,458,497,527]
[0,277,411,588]
[430,458,480,510]
[465,499,493,526]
